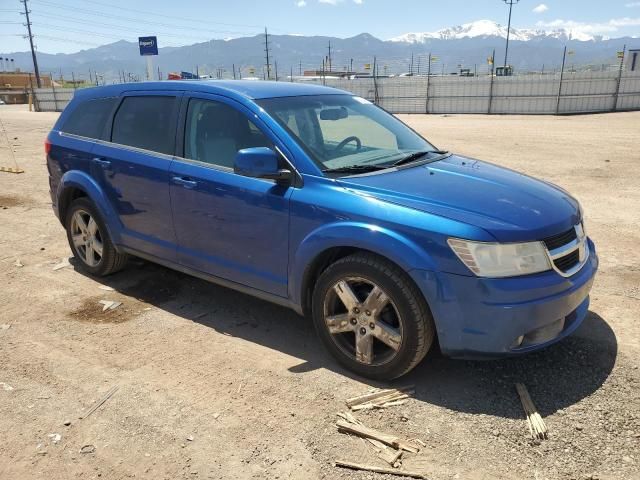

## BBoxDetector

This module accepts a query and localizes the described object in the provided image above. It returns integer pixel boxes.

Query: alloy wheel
[70,209,104,267]
[323,276,403,366]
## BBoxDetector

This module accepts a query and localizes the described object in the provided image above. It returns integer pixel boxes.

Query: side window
[111,96,178,155]
[61,97,117,139]
[184,98,272,168]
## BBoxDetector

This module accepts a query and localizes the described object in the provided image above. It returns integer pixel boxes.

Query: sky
[1,0,640,54]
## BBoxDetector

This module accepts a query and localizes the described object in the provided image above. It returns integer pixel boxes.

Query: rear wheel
[312,252,435,380]
[65,197,127,276]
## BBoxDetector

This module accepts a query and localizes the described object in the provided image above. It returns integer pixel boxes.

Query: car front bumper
[410,238,598,358]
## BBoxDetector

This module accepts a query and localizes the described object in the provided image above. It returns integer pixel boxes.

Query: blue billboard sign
[138,36,158,56]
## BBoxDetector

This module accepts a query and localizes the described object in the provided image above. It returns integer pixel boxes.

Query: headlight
[447,238,551,278]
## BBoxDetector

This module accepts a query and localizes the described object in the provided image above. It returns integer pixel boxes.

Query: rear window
[61,97,116,139]
[111,96,178,155]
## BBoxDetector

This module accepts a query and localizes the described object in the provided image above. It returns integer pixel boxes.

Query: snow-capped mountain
[391,20,600,43]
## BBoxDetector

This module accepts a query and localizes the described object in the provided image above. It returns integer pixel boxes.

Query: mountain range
[390,19,607,43]
[2,20,636,81]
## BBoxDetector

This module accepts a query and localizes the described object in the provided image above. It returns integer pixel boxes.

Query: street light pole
[502,0,519,69]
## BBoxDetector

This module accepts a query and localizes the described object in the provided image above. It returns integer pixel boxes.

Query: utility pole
[274,60,278,81]
[410,52,414,75]
[613,44,626,112]
[350,58,353,73]
[264,27,271,80]
[502,0,520,69]
[327,41,332,72]
[556,46,567,115]
[20,0,41,88]
[299,60,302,76]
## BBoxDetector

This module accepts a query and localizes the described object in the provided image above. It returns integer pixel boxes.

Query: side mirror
[234,147,293,184]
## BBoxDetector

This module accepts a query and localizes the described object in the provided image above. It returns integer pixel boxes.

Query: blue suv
[47,81,598,379]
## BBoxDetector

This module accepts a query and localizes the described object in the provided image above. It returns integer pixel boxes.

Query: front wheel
[312,253,435,380]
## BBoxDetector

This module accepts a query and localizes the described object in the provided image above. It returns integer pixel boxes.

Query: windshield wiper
[390,150,449,167]
[322,164,389,174]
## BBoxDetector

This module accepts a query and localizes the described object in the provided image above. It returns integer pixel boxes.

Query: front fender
[57,170,123,245]
[290,221,437,307]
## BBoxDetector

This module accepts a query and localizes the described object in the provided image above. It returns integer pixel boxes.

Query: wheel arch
[57,170,123,247]
[292,222,437,317]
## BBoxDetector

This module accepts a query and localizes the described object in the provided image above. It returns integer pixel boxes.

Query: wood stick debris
[346,385,415,410]
[515,383,548,440]
[81,386,118,419]
[334,460,428,479]
[336,418,421,453]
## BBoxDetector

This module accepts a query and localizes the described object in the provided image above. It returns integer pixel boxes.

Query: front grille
[543,228,577,250]
[554,249,580,272]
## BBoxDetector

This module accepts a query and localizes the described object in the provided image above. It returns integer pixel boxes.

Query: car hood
[336,155,581,243]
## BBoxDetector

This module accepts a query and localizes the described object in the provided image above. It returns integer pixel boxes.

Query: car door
[169,94,293,297]
[91,91,181,260]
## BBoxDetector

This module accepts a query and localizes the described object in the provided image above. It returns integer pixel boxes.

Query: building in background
[0,72,53,104]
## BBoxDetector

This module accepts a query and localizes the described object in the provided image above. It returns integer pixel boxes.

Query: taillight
[45,138,51,154]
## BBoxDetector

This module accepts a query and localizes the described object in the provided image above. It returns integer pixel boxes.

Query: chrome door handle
[172,176,198,188]
[92,157,111,168]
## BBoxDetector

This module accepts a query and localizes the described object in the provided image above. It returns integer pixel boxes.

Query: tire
[64,197,128,276]
[312,252,435,380]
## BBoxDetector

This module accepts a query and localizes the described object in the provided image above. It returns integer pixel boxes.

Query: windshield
[257,95,437,173]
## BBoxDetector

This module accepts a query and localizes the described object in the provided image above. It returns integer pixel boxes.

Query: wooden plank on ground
[334,460,428,479]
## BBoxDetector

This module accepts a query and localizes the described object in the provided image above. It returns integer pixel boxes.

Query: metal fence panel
[33,71,640,115]
[34,88,74,112]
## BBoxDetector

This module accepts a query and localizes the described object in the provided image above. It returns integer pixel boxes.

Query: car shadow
[74,258,617,419]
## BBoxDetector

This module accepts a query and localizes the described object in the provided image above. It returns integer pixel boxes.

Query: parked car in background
[46,81,598,379]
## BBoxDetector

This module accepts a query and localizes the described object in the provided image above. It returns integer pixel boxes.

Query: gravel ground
[0,104,638,480]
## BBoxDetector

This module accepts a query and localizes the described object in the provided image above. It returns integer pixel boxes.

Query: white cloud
[536,17,640,36]
[625,2,640,7]
[353,0,364,4]
[295,0,306,6]
[532,4,548,14]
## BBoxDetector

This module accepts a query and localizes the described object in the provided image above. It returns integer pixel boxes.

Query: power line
[31,19,215,43]
[74,0,267,30]
[20,0,41,87]
[30,0,263,37]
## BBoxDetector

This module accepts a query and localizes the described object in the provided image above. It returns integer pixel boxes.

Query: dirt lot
[0,104,639,480]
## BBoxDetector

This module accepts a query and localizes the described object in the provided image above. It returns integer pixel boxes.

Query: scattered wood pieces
[0,166,25,174]
[515,383,548,440]
[346,385,415,410]
[99,300,122,312]
[334,460,428,479]
[13,259,23,267]
[336,419,421,453]
[337,419,399,448]
[81,385,118,419]
[52,258,70,271]
[98,285,114,291]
